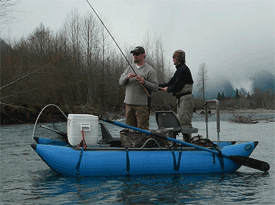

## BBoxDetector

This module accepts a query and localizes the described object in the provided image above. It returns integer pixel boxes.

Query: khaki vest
[175,84,193,96]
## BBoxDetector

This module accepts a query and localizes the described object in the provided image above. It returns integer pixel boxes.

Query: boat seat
[99,123,121,147]
[155,111,198,134]
[100,122,113,141]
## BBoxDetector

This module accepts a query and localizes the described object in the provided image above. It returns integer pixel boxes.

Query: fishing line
[85,0,150,97]
[0,102,36,112]
[1,71,118,101]
[0,87,43,100]
[0,61,59,91]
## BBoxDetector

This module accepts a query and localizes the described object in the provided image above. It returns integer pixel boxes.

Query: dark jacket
[159,63,194,97]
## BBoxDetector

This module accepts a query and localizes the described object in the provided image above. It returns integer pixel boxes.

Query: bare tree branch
[197,63,208,102]
[0,0,20,25]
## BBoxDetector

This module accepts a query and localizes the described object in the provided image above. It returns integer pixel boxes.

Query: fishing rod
[85,0,151,97]
[0,61,59,91]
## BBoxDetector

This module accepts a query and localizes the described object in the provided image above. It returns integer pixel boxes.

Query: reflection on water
[27,170,272,204]
[1,113,274,204]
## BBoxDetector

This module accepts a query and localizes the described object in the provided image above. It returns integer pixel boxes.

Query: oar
[99,118,270,172]
[40,125,68,142]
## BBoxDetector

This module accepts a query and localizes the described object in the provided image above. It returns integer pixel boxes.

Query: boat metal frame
[204,99,221,147]
[32,100,224,150]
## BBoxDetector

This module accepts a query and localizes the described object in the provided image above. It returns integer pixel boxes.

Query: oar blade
[229,156,270,172]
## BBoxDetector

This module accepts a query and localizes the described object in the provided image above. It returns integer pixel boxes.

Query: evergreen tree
[217,92,221,100]
[235,89,240,99]
[221,92,225,100]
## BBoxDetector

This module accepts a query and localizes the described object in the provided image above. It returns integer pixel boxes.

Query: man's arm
[144,69,158,92]
[119,67,131,85]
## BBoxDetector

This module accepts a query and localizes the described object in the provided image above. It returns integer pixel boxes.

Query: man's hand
[159,87,168,92]
[127,73,137,79]
[136,75,145,84]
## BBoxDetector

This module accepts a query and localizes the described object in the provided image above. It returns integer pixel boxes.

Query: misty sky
[1,0,274,92]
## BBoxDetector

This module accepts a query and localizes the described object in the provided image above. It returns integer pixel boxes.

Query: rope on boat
[77,130,87,149]
[32,104,68,138]
[75,130,88,175]
[75,147,85,175]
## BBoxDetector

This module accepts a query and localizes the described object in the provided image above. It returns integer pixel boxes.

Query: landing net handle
[204,99,220,147]
[32,104,68,138]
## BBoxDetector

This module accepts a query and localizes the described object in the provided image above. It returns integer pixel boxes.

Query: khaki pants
[125,104,149,130]
[177,94,194,141]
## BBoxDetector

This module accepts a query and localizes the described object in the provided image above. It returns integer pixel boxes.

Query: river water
[1,112,274,204]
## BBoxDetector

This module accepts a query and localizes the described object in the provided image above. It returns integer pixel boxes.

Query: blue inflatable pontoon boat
[31,100,270,177]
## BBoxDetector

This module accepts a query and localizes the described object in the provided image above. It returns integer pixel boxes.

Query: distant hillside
[251,70,275,92]
[194,70,274,99]
[0,38,12,51]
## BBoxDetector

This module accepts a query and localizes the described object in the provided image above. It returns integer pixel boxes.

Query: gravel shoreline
[195,108,275,114]
[220,108,275,114]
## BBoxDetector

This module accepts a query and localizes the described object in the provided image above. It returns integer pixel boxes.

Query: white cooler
[67,114,99,146]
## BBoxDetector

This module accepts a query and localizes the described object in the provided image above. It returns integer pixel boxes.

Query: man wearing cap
[159,50,194,142]
[119,46,158,130]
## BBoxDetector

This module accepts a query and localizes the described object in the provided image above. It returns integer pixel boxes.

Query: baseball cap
[130,46,145,54]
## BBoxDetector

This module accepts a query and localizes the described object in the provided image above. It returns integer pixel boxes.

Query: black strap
[75,147,85,175]
[125,148,130,176]
[171,149,183,172]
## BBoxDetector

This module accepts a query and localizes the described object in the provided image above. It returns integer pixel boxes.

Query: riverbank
[0,104,125,125]
[194,108,275,124]
[1,104,274,125]
[195,108,275,114]
[220,108,275,114]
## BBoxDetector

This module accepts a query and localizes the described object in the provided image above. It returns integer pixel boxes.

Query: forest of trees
[1,9,177,124]
[195,64,274,111]
[1,9,274,125]
[216,88,274,110]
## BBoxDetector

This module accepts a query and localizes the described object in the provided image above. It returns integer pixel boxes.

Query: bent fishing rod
[0,61,59,91]
[85,0,151,97]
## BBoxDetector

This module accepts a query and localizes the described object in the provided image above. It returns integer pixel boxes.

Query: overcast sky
[1,0,274,92]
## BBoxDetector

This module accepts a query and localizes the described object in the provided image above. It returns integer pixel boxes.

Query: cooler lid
[68,114,98,120]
